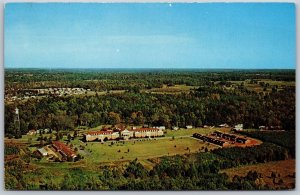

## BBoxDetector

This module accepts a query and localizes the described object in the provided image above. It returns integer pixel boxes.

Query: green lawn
[28,136,218,169]
[81,137,218,164]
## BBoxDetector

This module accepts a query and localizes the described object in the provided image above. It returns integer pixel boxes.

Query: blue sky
[5,3,295,69]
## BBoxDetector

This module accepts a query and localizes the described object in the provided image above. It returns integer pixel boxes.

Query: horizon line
[4,67,296,70]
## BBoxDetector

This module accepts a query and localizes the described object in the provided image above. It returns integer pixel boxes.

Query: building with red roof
[52,141,77,161]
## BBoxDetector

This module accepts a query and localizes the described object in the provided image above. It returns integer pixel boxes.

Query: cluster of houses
[218,123,244,131]
[193,133,228,147]
[22,87,90,96]
[84,126,164,142]
[212,131,249,144]
[36,141,77,162]
[27,128,51,135]
[193,130,250,147]
[5,87,92,102]
[258,125,283,131]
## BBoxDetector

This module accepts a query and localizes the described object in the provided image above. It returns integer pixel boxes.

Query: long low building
[193,133,229,147]
[84,130,120,142]
[52,141,77,161]
[131,127,164,138]
[212,131,251,144]
[84,127,164,142]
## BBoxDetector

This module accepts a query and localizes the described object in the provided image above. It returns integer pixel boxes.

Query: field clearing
[142,84,197,94]
[229,80,295,93]
[83,137,218,163]
[75,89,126,97]
[257,79,295,86]
[220,159,295,189]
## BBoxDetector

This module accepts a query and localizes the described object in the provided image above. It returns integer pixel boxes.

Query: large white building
[84,127,164,142]
[84,130,120,142]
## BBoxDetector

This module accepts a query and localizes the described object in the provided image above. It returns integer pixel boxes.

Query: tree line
[5,86,295,137]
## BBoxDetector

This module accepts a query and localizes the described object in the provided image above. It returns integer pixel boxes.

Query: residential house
[27,129,36,136]
[219,123,230,128]
[154,126,166,130]
[172,126,179,130]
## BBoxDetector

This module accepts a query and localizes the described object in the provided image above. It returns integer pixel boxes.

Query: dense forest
[5,69,295,137]
[5,69,295,92]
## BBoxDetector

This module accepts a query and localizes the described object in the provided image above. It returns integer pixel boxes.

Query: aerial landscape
[4,3,296,190]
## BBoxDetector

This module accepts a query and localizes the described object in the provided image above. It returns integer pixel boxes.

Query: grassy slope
[220,159,295,189]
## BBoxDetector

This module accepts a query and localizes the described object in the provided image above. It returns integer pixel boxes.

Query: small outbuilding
[37,148,48,156]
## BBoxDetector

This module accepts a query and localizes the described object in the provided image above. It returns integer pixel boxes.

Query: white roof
[38,148,48,154]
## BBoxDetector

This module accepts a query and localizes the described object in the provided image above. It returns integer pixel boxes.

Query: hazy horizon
[5,3,296,69]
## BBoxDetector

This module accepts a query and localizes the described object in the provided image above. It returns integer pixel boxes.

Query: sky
[4,3,296,69]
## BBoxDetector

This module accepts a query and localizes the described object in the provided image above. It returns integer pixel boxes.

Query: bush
[7,134,14,139]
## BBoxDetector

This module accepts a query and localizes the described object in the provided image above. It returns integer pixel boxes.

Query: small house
[27,130,36,136]
[155,126,165,130]
[37,148,48,156]
[259,126,266,130]
[172,126,179,130]
[233,124,243,131]
[219,123,230,128]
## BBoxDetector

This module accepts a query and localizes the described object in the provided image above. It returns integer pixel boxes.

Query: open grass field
[220,159,295,189]
[82,137,218,164]
[229,80,295,93]
[142,84,197,94]
[257,79,295,86]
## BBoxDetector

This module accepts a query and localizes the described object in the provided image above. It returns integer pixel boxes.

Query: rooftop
[52,141,76,158]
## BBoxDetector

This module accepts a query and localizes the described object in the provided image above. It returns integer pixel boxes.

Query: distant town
[5,87,92,102]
